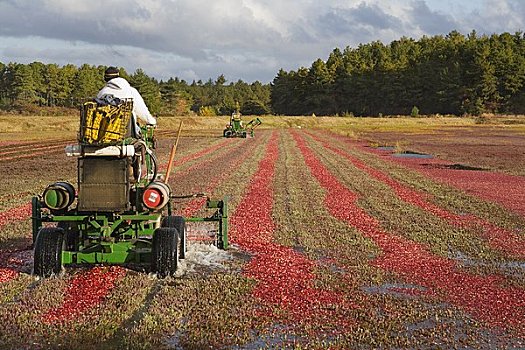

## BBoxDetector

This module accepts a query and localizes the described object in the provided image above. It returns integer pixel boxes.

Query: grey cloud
[466,0,525,33]
[348,3,402,30]
[0,39,281,82]
[0,1,155,48]
[10,0,317,76]
[408,0,460,34]
[1,0,525,83]
[0,0,285,60]
[319,3,403,36]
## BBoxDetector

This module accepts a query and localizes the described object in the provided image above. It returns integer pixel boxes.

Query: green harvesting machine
[32,99,228,278]
[223,111,262,138]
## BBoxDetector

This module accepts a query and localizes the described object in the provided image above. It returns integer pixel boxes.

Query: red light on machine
[142,182,170,210]
[143,188,161,208]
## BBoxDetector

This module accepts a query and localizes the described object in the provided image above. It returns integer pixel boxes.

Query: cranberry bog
[0,116,524,349]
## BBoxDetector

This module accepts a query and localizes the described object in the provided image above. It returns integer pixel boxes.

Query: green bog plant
[411,106,420,117]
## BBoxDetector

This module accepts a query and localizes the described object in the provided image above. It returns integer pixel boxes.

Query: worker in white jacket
[97,67,156,137]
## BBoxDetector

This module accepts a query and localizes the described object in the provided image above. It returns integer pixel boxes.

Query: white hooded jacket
[97,77,157,126]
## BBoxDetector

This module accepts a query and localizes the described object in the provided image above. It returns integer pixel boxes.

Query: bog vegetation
[1,31,524,117]
[1,125,525,348]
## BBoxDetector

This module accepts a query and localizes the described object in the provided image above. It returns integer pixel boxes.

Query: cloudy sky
[0,0,524,83]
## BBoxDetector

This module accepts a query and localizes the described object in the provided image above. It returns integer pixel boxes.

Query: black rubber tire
[224,130,232,138]
[58,222,79,251]
[151,227,179,278]
[161,216,187,259]
[242,131,247,138]
[33,227,64,278]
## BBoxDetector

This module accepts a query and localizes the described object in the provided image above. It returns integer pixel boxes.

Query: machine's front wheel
[152,227,179,277]
[33,227,64,278]
[224,130,232,137]
[162,216,187,259]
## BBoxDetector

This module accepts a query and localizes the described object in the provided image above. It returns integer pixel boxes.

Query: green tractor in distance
[223,111,262,138]
[32,99,228,278]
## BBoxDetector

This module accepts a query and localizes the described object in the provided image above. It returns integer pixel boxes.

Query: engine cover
[78,157,130,212]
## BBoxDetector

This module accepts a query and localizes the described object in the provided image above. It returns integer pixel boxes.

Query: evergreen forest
[1,31,524,116]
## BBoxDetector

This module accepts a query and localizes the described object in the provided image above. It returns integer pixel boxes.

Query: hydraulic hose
[146,147,158,184]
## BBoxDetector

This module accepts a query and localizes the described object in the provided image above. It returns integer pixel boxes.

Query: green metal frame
[245,117,262,137]
[32,125,229,269]
[33,195,161,264]
[32,195,229,265]
[166,196,228,249]
[223,114,261,138]
[185,198,228,249]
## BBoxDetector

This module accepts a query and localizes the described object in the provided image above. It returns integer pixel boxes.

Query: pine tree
[11,63,37,105]
[72,64,101,102]
[130,69,161,115]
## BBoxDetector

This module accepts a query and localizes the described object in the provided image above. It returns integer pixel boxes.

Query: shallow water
[175,243,232,276]
[392,152,434,159]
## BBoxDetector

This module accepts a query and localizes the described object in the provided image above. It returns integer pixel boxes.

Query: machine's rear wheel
[241,131,247,138]
[152,227,179,277]
[224,130,232,137]
[33,227,64,278]
[58,222,79,251]
[162,216,187,259]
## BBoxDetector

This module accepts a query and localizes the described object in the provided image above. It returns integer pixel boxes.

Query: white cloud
[0,0,523,82]
[471,0,525,33]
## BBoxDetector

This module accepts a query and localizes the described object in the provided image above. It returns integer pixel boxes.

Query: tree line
[0,63,271,116]
[1,31,524,116]
[273,31,525,116]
